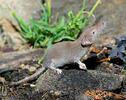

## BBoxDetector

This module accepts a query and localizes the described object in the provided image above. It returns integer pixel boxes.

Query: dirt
[0,49,45,99]
[0,47,125,100]
[0,58,126,100]
[1,0,126,99]
[0,62,41,100]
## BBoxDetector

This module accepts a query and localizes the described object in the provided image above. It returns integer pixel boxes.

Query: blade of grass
[88,0,101,17]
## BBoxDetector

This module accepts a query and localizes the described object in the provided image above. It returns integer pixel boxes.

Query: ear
[81,37,92,47]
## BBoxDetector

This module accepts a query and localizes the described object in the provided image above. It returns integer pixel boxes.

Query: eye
[92,31,95,34]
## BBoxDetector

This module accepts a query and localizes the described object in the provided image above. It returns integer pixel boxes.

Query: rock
[28,66,37,74]
[94,35,116,47]
[0,18,26,49]
[19,64,36,74]
[0,76,6,84]
[0,0,43,49]
[96,62,123,74]
[50,0,83,17]
[95,0,126,35]
[36,69,126,99]
[76,94,93,100]
[0,0,42,23]
[50,0,126,37]
[0,48,44,73]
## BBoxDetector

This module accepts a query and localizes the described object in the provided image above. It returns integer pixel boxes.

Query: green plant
[13,0,101,48]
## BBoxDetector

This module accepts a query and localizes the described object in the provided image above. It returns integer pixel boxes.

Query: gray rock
[0,48,44,73]
[75,94,93,100]
[36,69,126,99]
[50,0,83,17]
[50,0,126,36]
[0,0,42,49]
[0,0,42,23]
[0,18,26,49]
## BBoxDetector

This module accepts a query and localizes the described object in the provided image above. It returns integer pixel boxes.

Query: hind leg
[48,60,62,74]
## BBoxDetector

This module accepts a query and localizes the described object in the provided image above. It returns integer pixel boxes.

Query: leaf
[12,0,100,48]
[12,12,29,33]
[46,0,51,18]
[47,38,53,48]
[55,17,65,32]
[54,35,75,43]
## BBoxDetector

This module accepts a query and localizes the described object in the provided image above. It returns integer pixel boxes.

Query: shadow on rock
[36,69,125,100]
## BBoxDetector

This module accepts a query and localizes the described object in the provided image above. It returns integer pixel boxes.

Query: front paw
[56,69,62,74]
[79,63,87,70]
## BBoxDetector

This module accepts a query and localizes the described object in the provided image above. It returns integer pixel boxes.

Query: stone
[50,0,83,17]
[50,0,126,36]
[0,0,42,23]
[0,18,26,49]
[0,48,44,73]
[36,69,126,99]
[28,66,37,74]
[76,94,93,100]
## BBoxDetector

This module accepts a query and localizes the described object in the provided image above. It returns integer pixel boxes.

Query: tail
[0,68,17,74]
[10,67,47,86]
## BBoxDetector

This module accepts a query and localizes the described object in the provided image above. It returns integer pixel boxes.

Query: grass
[12,0,101,48]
